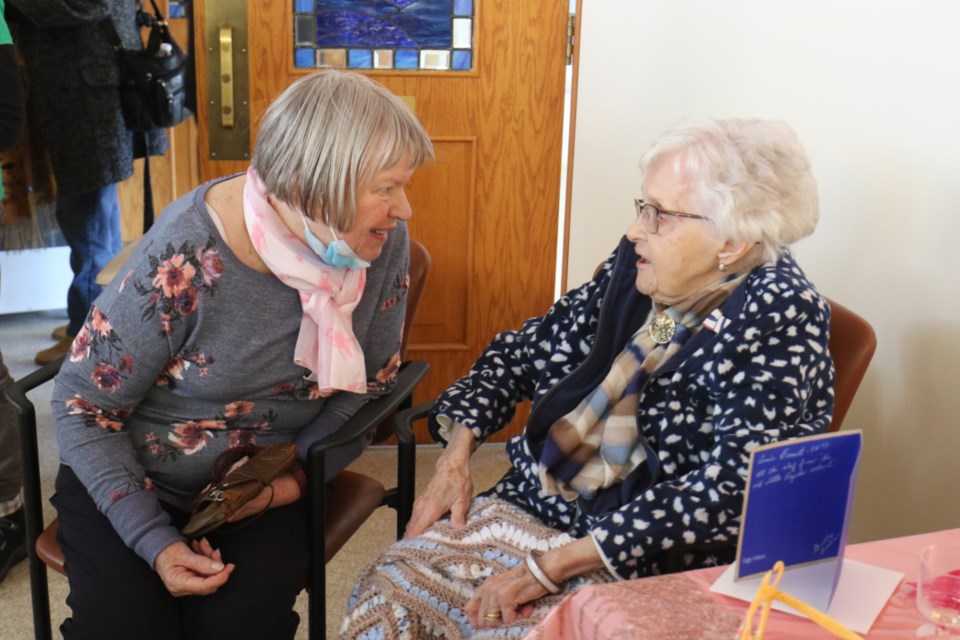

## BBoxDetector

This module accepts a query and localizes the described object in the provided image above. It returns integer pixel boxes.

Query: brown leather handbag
[182,443,298,538]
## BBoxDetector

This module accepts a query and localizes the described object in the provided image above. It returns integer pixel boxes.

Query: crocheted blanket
[341,496,611,639]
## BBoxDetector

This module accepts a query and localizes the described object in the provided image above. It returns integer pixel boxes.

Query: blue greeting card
[734,430,863,608]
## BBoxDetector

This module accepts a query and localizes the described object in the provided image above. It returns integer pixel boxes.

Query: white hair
[252,70,434,232]
[639,118,819,263]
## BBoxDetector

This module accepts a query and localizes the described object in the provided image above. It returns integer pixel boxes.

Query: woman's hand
[464,564,545,628]
[466,537,606,628]
[227,470,302,522]
[404,423,475,538]
[155,540,234,597]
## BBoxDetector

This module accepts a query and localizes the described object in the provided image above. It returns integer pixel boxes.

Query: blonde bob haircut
[251,70,434,232]
[639,118,819,263]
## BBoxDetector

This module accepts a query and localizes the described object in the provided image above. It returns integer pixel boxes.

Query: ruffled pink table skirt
[525,528,960,639]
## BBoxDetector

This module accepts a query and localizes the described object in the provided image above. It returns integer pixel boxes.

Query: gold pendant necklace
[649,312,676,345]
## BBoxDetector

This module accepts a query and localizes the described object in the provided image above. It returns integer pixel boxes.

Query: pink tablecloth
[525,528,960,640]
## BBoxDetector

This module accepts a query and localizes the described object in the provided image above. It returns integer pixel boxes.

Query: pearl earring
[719,262,727,273]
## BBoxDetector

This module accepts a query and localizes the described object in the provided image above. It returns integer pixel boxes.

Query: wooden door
[194,1,568,443]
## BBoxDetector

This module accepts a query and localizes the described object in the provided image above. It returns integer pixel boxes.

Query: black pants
[51,465,308,640]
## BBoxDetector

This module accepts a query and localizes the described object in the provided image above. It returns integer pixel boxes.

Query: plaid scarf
[538,271,748,501]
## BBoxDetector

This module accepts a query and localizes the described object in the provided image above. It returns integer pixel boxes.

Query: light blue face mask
[300,214,370,270]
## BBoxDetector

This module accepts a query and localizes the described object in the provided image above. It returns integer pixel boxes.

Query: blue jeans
[54,184,122,336]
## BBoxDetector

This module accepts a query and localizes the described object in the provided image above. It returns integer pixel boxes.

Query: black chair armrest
[304,360,428,637]
[393,399,434,438]
[306,359,429,532]
[5,355,65,640]
[5,357,64,415]
[5,355,65,541]
[306,360,429,469]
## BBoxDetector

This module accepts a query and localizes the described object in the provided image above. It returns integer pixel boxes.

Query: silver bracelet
[525,550,562,594]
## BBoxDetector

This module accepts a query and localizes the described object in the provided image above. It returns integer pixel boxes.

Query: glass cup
[917,544,960,637]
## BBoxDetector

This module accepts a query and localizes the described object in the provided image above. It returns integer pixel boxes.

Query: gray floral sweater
[430,237,836,579]
[52,176,409,567]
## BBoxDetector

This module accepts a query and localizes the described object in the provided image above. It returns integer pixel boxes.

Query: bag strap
[132,0,165,26]
[107,1,168,54]
[142,143,154,233]
[140,0,167,24]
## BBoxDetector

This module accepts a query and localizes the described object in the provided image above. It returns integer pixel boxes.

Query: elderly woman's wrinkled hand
[155,540,234,597]
[404,423,476,538]
[464,564,544,629]
[403,448,473,538]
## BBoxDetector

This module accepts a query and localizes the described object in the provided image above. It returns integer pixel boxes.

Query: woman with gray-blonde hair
[342,117,834,637]
[48,70,433,639]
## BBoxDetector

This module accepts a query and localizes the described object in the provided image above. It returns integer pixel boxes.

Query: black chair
[305,360,428,633]
[6,357,427,640]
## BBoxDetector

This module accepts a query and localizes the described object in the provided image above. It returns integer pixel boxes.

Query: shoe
[0,508,26,584]
[51,324,69,340]
[35,335,74,365]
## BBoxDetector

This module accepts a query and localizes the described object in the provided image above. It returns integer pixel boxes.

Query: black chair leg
[22,453,52,640]
[26,555,51,640]
[307,453,326,640]
[12,382,53,640]
[395,422,416,540]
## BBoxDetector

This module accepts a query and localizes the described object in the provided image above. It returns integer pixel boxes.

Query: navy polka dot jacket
[430,236,835,579]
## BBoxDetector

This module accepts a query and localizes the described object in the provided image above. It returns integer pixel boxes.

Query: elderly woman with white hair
[48,70,432,639]
[342,118,835,638]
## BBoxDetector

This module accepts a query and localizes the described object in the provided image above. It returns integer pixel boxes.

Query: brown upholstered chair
[8,239,433,640]
[823,297,877,432]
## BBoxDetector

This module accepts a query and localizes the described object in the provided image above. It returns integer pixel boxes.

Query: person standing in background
[0,0,28,584]
[6,0,167,365]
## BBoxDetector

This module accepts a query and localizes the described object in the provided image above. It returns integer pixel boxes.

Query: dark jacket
[8,0,166,197]
[1,0,25,200]
[430,237,836,579]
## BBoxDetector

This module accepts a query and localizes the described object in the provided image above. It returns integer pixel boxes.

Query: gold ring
[483,612,501,620]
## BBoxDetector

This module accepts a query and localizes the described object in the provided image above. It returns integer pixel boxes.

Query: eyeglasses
[633,199,709,234]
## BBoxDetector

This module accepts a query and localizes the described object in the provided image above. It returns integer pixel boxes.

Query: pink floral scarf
[242,168,367,393]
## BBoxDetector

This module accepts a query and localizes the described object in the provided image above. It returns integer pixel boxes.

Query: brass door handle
[219,25,235,129]
[205,0,248,159]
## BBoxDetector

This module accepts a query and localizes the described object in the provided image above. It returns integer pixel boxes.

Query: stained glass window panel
[348,49,373,68]
[420,50,450,70]
[452,18,471,49]
[452,50,471,71]
[293,0,475,71]
[395,49,418,70]
[374,50,394,69]
[168,2,187,19]
[295,48,316,68]
[296,15,316,45]
[318,49,348,68]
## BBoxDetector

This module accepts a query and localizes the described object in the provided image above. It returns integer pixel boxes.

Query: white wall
[568,0,960,543]
[0,248,72,314]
